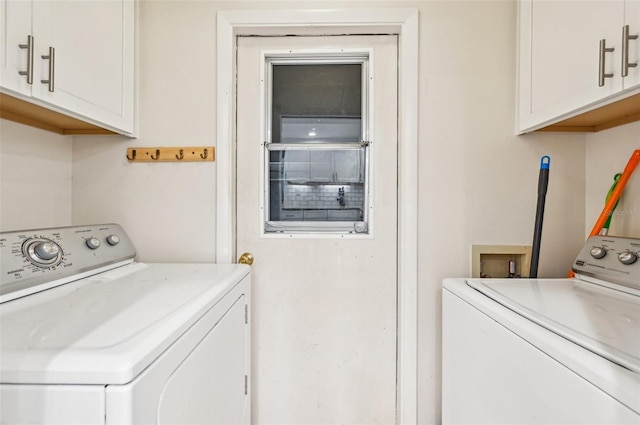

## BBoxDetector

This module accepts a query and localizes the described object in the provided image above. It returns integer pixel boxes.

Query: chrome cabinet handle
[622,25,638,77]
[41,46,55,92]
[18,35,34,84]
[598,39,615,87]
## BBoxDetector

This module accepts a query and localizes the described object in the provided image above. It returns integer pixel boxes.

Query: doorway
[236,35,397,423]
[216,8,419,423]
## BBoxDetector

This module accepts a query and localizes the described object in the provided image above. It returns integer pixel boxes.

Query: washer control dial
[86,237,101,250]
[33,241,60,260]
[106,235,120,246]
[590,246,607,259]
[23,238,63,267]
[618,250,638,265]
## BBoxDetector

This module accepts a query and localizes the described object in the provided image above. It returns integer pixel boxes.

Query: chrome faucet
[337,187,345,206]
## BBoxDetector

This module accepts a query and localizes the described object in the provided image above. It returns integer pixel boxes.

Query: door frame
[216,8,418,424]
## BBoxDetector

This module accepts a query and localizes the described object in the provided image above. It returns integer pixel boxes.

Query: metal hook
[150,149,160,160]
[126,149,136,161]
[200,148,208,159]
[176,149,184,160]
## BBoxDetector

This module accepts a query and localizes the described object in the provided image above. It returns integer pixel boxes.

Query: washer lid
[0,263,249,385]
[467,278,640,373]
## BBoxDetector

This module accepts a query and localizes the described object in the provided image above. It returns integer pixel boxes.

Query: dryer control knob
[618,250,638,265]
[86,237,101,250]
[590,246,607,259]
[106,235,120,246]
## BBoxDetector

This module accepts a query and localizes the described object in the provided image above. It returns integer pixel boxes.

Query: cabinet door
[0,0,32,96]
[32,0,134,134]
[624,0,640,89]
[303,209,328,221]
[518,0,624,132]
[309,150,333,182]
[333,149,362,183]
[281,210,303,221]
[283,150,309,182]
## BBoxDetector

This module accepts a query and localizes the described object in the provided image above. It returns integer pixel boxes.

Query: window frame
[259,50,375,238]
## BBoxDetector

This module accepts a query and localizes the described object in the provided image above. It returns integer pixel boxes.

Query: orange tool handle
[588,149,640,237]
[568,149,640,278]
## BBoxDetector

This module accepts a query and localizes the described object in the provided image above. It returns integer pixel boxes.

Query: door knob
[238,252,254,265]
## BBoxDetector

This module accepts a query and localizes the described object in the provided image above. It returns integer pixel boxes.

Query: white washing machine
[443,235,640,424]
[0,224,251,425]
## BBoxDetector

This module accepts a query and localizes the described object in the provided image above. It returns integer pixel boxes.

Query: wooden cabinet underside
[538,93,640,132]
[0,93,116,135]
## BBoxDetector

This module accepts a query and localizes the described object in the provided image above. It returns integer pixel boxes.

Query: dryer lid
[0,263,249,385]
[467,278,640,373]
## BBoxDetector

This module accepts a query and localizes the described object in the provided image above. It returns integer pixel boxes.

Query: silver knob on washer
[618,250,638,265]
[106,235,120,246]
[590,246,607,259]
[86,237,101,250]
[33,241,60,260]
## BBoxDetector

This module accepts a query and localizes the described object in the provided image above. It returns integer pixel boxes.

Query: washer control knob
[618,250,638,265]
[86,237,101,250]
[33,241,60,261]
[106,235,120,246]
[590,246,607,259]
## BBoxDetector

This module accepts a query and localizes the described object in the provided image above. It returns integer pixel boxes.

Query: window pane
[281,116,361,143]
[266,145,367,231]
[272,64,362,143]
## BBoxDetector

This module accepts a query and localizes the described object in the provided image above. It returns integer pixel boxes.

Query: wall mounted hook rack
[126,146,215,162]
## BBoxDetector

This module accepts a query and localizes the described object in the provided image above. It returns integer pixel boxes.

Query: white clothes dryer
[0,224,251,425]
[443,235,640,424]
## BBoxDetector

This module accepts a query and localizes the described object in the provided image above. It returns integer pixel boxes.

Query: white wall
[1,0,632,423]
[585,122,640,238]
[0,119,72,231]
[72,0,218,263]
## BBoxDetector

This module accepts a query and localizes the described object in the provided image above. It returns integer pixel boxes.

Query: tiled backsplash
[283,184,364,209]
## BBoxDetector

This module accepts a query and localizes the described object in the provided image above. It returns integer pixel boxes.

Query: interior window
[264,58,370,234]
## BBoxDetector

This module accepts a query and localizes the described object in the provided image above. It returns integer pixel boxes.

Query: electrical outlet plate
[471,245,532,279]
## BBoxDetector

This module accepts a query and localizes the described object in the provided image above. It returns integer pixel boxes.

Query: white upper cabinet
[333,150,363,183]
[625,0,640,89]
[517,0,640,133]
[283,150,310,183]
[309,150,334,183]
[0,0,32,97]
[283,149,363,184]
[0,0,135,136]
